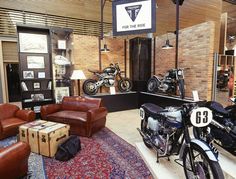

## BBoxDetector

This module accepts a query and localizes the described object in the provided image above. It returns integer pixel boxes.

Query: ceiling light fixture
[162,33,174,50]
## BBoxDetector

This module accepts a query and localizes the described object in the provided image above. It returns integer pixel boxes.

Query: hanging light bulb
[162,33,174,50]
[101,38,110,53]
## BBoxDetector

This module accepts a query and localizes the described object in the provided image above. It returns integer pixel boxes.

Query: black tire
[178,79,185,99]
[183,142,224,179]
[147,77,159,93]
[82,79,98,95]
[118,78,132,92]
[141,120,152,149]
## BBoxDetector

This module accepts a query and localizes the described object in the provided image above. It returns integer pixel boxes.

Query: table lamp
[70,70,86,96]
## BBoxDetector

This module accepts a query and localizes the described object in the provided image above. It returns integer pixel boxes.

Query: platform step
[135,142,236,179]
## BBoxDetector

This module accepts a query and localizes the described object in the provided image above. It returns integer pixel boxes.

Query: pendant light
[101,39,110,53]
[162,33,174,50]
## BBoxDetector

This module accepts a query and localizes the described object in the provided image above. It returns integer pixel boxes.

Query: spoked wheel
[183,143,224,179]
[178,79,185,99]
[147,77,159,93]
[141,120,152,149]
[118,78,132,92]
[82,79,98,95]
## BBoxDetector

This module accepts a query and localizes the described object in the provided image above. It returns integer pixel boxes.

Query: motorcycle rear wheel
[82,79,98,95]
[147,77,159,93]
[183,143,224,179]
[118,78,132,92]
[178,79,185,99]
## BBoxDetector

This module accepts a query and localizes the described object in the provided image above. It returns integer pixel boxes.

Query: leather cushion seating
[0,141,31,179]
[41,96,108,137]
[0,103,35,139]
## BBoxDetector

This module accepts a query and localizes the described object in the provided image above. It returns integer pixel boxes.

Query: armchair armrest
[15,109,35,122]
[0,142,31,178]
[40,104,61,120]
[87,107,108,122]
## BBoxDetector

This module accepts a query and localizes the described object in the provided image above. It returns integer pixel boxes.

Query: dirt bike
[83,63,132,95]
[147,68,185,99]
[138,102,224,179]
[193,100,236,155]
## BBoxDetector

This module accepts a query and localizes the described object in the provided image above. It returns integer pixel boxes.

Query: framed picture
[58,40,66,50]
[38,72,46,78]
[23,71,34,79]
[27,56,45,69]
[33,82,40,90]
[19,33,48,53]
[31,94,44,101]
[20,82,28,91]
[55,87,70,103]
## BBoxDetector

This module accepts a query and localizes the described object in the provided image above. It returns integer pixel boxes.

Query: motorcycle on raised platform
[138,102,224,179]
[147,68,185,99]
[193,100,236,155]
[83,63,132,95]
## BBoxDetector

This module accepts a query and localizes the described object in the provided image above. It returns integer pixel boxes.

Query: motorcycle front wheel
[147,77,159,93]
[183,143,224,179]
[118,78,132,92]
[82,79,98,95]
[178,79,185,99]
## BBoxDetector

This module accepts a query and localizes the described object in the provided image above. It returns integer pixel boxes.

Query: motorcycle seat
[88,69,102,73]
[206,101,228,115]
[141,103,165,116]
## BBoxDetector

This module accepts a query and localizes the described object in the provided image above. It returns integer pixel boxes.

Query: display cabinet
[17,26,55,117]
[50,27,73,102]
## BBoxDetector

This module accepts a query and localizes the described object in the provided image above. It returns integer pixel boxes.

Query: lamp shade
[70,70,86,80]
[162,39,174,50]
[55,55,71,65]
[101,44,110,53]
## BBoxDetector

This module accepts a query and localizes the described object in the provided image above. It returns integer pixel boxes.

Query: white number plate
[190,107,212,127]
[140,108,145,119]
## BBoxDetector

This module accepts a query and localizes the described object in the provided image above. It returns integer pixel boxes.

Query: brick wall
[72,35,126,95]
[155,21,215,100]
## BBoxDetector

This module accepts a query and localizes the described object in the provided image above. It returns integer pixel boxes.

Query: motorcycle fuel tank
[161,107,183,128]
[103,67,116,74]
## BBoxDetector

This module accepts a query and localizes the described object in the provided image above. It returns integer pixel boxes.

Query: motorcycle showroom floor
[106,109,236,179]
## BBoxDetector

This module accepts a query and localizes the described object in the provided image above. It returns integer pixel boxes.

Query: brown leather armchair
[41,96,108,137]
[0,103,36,139]
[0,141,31,179]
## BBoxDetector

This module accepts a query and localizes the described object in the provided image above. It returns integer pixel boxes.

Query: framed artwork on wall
[23,71,34,79]
[19,33,48,53]
[31,94,44,101]
[33,82,40,90]
[38,72,46,78]
[27,56,45,69]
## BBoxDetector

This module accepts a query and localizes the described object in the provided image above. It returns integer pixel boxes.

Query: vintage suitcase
[19,120,47,143]
[39,123,70,157]
[28,121,57,154]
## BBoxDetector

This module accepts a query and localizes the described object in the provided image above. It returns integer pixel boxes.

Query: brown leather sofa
[0,103,35,140]
[41,96,108,137]
[0,141,31,179]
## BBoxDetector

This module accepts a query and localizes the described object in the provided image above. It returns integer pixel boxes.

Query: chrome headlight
[140,107,145,120]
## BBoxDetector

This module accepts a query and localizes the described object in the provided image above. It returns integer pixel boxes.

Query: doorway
[6,64,21,102]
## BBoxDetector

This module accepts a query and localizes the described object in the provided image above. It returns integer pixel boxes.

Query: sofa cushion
[1,118,26,132]
[47,110,88,123]
[0,104,19,120]
[61,96,100,112]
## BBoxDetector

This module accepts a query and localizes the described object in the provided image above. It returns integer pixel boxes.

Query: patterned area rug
[0,128,152,178]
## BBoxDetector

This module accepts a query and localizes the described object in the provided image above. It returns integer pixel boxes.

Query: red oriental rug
[43,128,152,178]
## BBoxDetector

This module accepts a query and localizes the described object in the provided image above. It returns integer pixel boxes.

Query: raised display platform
[90,91,195,112]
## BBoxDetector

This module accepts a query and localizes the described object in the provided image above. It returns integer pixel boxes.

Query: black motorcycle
[138,102,224,179]
[147,68,185,99]
[83,63,132,95]
[193,101,236,155]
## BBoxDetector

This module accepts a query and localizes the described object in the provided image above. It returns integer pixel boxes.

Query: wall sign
[112,0,156,36]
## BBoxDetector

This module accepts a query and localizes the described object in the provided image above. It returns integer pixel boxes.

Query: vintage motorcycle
[83,63,132,95]
[193,101,236,155]
[138,102,224,179]
[147,68,185,99]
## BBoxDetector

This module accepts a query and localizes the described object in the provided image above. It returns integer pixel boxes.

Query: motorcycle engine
[104,76,115,87]
[146,116,176,153]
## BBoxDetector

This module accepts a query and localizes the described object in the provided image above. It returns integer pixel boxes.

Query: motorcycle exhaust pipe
[211,119,230,132]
